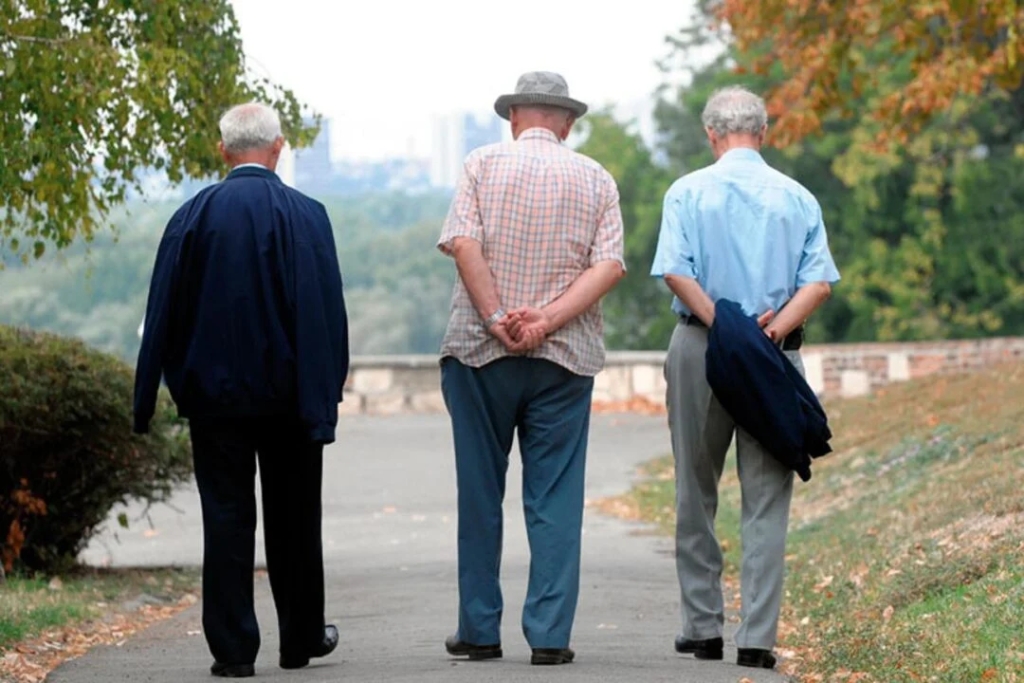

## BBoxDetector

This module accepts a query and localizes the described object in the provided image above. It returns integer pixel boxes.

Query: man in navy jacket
[651,86,839,671]
[134,102,348,678]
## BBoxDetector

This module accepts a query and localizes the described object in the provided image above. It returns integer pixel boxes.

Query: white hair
[701,86,768,137]
[218,102,282,154]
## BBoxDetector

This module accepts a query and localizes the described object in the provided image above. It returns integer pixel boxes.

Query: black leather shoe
[674,635,724,660]
[531,647,575,665]
[210,662,254,678]
[445,634,502,660]
[279,624,340,669]
[737,648,777,669]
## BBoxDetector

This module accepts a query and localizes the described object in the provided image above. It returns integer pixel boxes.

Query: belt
[680,314,804,351]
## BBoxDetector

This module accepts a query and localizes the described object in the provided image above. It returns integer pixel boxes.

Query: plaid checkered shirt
[437,127,625,377]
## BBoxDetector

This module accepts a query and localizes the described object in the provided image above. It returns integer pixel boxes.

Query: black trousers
[189,417,326,665]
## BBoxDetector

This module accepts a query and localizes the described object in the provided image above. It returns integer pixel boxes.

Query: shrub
[0,325,192,574]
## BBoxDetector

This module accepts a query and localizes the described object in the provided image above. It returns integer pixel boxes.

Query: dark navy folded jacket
[706,299,832,481]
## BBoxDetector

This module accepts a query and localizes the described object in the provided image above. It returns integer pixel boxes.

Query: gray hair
[219,102,282,154]
[701,86,768,137]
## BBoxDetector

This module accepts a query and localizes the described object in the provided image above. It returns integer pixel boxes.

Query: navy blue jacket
[133,166,349,443]
[705,299,832,481]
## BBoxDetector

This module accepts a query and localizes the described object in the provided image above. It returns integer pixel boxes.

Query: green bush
[0,325,192,574]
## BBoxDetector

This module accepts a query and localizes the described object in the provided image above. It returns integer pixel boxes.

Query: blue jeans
[441,357,594,649]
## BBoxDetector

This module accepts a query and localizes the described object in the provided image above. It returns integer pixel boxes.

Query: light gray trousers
[665,321,803,649]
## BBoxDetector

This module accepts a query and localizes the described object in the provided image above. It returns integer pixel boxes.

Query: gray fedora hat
[494,71,588,121]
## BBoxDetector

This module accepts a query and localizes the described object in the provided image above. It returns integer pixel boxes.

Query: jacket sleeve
[133,223,184,434]
[294,207,349,444]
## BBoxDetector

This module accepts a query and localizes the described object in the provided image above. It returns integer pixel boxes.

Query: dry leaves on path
[0,592,198,683]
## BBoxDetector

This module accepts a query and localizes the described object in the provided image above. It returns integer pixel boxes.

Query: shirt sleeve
[133,220,185,434]
[437,155,483,255]
[650,186,697,279]
[293,206,349,445]
[796,199,841,287]
[588,173,626,268]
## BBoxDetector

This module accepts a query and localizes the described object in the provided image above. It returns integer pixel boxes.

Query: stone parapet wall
[340,339,1024,415]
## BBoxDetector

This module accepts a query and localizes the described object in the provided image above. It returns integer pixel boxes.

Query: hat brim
[493,93,588,121]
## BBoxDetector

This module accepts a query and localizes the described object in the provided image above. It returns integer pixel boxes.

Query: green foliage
[655,16,1024,343]
[0,191,457,360]
[0,325,192,573]
[0,568,198,648]
[0,0,317,262]
[575,111,677,349]
[343,220,456,354]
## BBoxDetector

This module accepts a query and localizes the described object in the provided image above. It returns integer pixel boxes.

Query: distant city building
[115,100,664,206]
[293,117,334,195]
[429,111,503,188]
[277,142,296,188]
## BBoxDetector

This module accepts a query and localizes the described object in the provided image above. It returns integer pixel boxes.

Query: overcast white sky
[232,0,694,160]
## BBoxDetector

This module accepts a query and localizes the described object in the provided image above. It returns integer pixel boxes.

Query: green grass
[0,567,199,651]
[601,364,1024,682]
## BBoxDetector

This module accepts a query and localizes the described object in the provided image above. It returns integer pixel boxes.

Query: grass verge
[0,567,199,682]
[597,363,1024,683]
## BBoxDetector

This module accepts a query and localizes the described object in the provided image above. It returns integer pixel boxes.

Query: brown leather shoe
[737,648,777,669]
[674,635,724,660]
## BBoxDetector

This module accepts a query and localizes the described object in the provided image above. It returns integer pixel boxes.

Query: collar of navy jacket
[705,299,833,482]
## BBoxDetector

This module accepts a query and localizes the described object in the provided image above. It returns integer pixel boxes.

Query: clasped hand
[487,307,550,353]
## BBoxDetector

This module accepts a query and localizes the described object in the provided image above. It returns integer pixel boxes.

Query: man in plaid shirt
[437,71,625,666]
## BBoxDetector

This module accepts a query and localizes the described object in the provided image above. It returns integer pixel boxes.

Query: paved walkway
[54,414,788,683]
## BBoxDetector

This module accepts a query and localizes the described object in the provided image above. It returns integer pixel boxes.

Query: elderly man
[134,103,348,678]
[651,86,840,670]
[437,71,625,666]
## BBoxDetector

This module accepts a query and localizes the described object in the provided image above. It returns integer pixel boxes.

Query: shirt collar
[226,164,280,182]
[717,147,766,164]
[518,128,562,144]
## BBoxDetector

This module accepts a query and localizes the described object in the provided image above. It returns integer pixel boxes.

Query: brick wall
[339,338,1024,415]
[801,337,1024,398]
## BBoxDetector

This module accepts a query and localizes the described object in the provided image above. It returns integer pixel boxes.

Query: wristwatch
[484,308,506,328]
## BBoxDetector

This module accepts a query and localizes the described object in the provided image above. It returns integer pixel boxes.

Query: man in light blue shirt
[650,86,840,671]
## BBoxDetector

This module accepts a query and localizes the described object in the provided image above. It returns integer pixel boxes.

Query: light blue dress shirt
[650,147,840,317]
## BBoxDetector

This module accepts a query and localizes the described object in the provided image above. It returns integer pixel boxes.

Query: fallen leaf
[882,605,894,622]
[812,575,834,592]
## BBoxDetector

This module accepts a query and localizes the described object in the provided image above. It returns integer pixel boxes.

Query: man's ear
[272,136,285,154]
[218,141,231,165]
[562,115,576,140]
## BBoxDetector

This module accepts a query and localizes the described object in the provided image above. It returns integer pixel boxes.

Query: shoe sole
[279,657,310,670]
[738,659,776,669]
[211,665,255,678]
[693,650,724,660]
[531,652,574,665]
[676,645,724,660]
[446,648,503,661]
